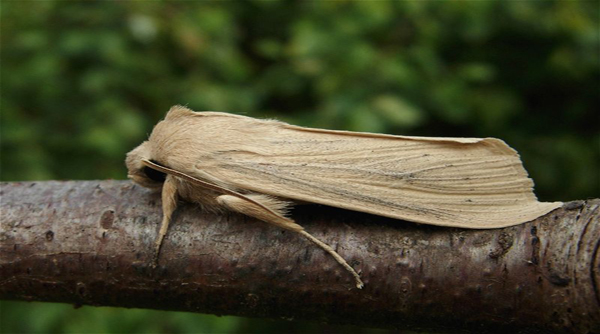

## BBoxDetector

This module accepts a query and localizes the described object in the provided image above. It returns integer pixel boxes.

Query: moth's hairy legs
[217,194,302,231]
[216,194,364,289]
[153,175,178,267]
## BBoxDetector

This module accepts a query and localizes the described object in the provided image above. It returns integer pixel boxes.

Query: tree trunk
[0,181,598,333]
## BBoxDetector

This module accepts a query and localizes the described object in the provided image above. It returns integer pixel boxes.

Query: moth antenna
[299,230,364,289]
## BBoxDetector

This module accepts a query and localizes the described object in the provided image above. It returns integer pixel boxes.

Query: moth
[126,106,562,289]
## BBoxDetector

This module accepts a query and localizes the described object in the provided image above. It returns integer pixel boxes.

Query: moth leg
[217,194,302,232]
[153,175,178,267]
[216,194,364,289]
[297,230,364,289]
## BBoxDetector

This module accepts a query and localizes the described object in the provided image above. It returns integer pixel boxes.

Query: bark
[0,180,598,333]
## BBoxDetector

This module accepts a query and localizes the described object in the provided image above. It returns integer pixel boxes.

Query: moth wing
[198,121,561,229]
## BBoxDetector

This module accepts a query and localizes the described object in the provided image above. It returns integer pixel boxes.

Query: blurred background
[1,0,598,333]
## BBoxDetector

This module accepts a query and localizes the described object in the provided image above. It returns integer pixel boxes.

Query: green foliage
[0,301,234,333]
[1,300,386,334]
[1,1,598,333]
[2,0,598,199]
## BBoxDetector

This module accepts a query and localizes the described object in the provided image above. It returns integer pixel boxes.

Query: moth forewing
[126,105,563,289]
[201,124,562,229]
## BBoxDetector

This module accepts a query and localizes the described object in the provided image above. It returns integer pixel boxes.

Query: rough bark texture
[0,181,598,333]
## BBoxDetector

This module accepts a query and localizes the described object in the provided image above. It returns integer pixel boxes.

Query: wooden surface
[1,180,598,333]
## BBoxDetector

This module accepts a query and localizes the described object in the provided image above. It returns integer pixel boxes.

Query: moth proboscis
[126,106,562,289]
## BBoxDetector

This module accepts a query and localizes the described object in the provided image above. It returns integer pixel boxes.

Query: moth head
[126,141,166,189]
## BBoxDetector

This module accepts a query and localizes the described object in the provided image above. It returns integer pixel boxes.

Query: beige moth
[126,106,562,289]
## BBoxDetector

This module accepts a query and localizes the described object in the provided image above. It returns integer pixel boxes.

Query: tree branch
[1,181,598,333]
